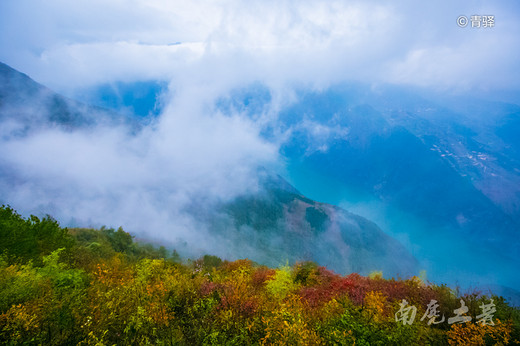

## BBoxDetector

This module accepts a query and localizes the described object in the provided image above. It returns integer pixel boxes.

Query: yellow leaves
[447,322,486,345]
[0,303,41,342]
[87,256,181,343]
[447,318,513,345]
[329,329,356,345]
[1,251,519,345]
[145,301,172,326]
[265,264,296,300]
[247,321,255,332]
[368,270,383,280]
[93,256,131,288]
[78,330,109,346]
[260,312,320,345]
[260,293,321,345]
[409,275,427,288]
[364,290,388,322]
[320,298,344,319]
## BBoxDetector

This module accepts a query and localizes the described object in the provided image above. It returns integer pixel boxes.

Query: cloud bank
[1,0,519,259]
[1,0,519,94]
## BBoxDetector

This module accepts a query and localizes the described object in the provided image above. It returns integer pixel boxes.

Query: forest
[1,205,519,345]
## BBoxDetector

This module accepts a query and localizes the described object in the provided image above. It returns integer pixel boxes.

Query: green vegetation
[1,205,519,345]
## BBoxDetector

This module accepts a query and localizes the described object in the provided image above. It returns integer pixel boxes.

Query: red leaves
[200,281,220,296]
[300,286,334,308]
[3,253,518,344]
[251,267,276,289]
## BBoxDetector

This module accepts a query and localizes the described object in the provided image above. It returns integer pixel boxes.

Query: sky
[1,0,520,274]
[1,0,519,96]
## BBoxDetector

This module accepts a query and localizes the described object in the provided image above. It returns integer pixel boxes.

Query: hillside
[218,83,520,290]
[0,61,139,134]
[0,61,416,278]
[205,171,418,276]
[1,205,519,345]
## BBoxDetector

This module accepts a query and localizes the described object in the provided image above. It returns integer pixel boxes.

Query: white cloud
[2,0,518,94]
[1,0,519,255]
[0,78,277,251]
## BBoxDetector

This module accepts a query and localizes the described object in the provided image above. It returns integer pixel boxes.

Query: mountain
[196,171,418,276]
[0,62,417,278]
[0,61,97,131]
[217,83,520,289]
[0,62,141,136]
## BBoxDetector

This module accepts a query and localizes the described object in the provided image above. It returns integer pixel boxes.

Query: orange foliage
[447,319,513,345]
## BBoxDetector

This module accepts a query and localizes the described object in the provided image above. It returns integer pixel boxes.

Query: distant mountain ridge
[0,61,98,129]
[275,86,520,257]
[0,61,418,278]
[216,82,520,291]
[0,62,141,135]
[201,170,418,276]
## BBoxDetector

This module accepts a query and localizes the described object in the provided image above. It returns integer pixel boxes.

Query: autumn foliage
[1,205,519,345]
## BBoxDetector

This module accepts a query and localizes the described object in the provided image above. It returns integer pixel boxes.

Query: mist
[1,0,520,297]
[0,69,279,258]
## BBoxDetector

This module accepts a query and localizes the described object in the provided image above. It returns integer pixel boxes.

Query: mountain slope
[279,87,517,236]
[0,61,97,130]
[0,62,139,135]
[0,62,417,278]
[217,83,520,289]
[202,171,418,276]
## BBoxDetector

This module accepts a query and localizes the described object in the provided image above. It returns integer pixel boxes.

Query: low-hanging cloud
[0,76,278,255]
[1,0,519,260]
